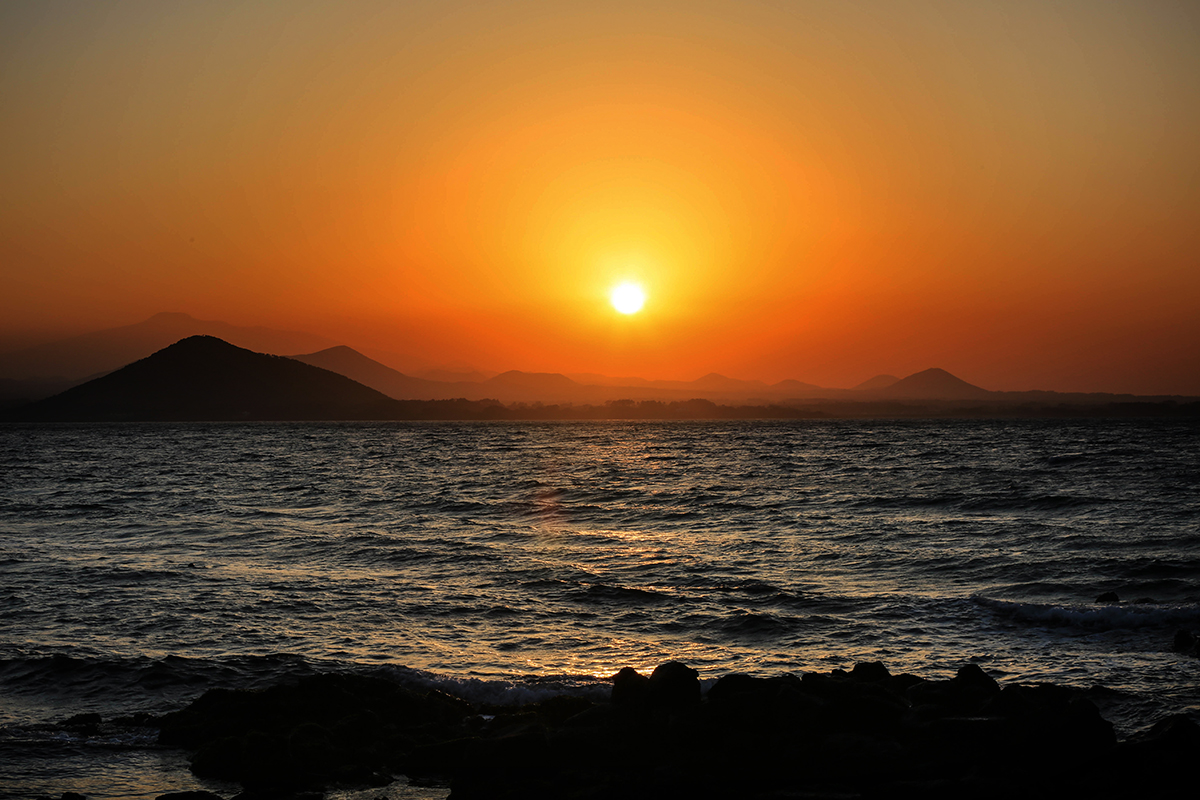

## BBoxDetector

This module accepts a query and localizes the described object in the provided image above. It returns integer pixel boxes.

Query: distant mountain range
[2,313,1196,416]
[5,336,1196,422]
[291,344,904,405]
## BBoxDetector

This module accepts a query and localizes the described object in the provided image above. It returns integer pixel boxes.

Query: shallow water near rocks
[2,419,1198,797]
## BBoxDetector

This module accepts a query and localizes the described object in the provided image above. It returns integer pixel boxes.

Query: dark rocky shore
[38,661,1200,800]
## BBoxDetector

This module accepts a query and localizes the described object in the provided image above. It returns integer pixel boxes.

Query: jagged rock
[955,663,999,693]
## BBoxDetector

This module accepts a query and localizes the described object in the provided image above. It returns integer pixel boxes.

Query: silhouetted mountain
[484,370,580,391]
[6,336,408,421]
[0,375,87,412]
[689,373,770,392]
[854,374,901,391]
[871,368,991,400]
[565,372,654,388]
[0,312,339,382]
[770,379,824,395]
[290,346,459,400]
[412,368,495,383]
[5,339,1194,421]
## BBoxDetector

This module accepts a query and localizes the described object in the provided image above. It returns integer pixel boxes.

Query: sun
[610,282,646,314]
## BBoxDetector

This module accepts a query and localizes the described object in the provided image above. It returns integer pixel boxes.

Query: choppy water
[2,420,1199,798]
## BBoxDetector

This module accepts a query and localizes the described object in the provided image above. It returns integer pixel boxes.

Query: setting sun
[610,283,646,315]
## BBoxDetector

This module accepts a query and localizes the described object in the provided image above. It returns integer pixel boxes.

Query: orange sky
[2,0,1198,394]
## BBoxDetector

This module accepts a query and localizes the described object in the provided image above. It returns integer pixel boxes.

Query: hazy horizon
[3,1,1198,395]
[3,311,1197,401]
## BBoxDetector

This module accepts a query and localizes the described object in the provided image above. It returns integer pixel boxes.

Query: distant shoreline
[5,397,1200,422]
[5,336,1197,422]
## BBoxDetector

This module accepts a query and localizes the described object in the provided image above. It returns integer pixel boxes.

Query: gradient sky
[2,0,1198,393]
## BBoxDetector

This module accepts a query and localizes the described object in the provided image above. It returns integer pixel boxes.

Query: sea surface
[2,420,1199,798]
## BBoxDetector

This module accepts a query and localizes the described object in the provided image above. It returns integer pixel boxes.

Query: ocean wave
[1039,452,1085,466]
[848,491,1105,513]
[713,610,794,637]
[974,596,1200,630]
[377,664,610,707]
[572,583,673,605]
[0,653,322,724]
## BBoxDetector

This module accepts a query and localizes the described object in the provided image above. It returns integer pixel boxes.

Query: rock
[1098,714,1200,796]
[155,792,226,800]
[148,659,1171,800]
[1129,713,1200,749]
[851,660,891,682]
[1095,591,1120,603]
[60,713,102,737]
[1172,629,1197,655]
[63,713,102,727]
[159,673,471,790]
[648,661,700,711]
[611,666,651,708]
[534,693,595,725]
[955,663,1000,694]
[706,673,810,735]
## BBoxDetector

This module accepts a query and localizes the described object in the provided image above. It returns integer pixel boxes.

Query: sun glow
[610,282,646,314]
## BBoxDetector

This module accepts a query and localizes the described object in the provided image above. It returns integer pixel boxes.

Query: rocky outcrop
[144,663,1199,799]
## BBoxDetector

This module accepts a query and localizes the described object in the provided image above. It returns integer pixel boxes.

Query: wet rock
[885,671,925,694]
[611,666,651,709]
[1093,714,1200,797]
[648,661,700,711]
[1095,591,1120,603]
[1129,713,1200,749]
[60,713,102,738]
[63,712,102,728]
[850,660,891,683]
[704,671,760,703]
[955,663,998,692]
[706,673,811,736]
[906,664,1001,717]
[533,693,595,725]
[150,660,1160,800]
[158,673,471,790]
[1172,629,1197,655]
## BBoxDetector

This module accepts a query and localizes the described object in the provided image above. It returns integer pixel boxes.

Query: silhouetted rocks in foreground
[141,662,1200,799]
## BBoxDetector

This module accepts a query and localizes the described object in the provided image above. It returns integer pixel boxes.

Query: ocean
[2,419,1199,798]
